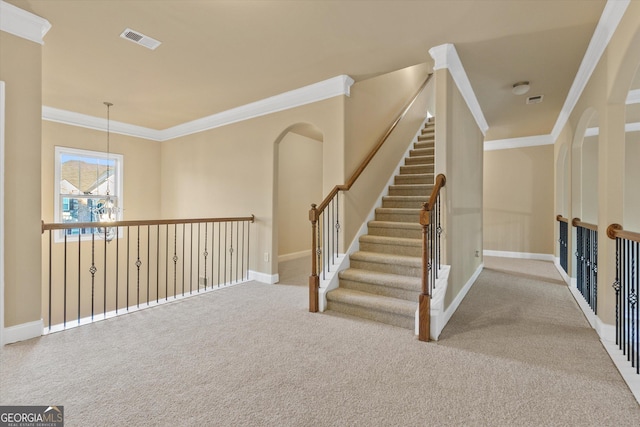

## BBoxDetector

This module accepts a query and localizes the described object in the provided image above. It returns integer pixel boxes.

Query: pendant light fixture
[99,101,117,241]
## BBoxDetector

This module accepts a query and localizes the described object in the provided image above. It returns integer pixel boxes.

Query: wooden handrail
[420,174,446,219]
[418,173,446,342]
[42,215,255,233]
[313,73,433,216]
[556,215,569,223]
[571,217,597,231]
[607,223,640,242]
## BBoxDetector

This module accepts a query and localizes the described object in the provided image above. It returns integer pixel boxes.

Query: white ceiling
[5,0,611,141]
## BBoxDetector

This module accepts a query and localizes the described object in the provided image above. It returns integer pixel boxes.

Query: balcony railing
[573,218,598,314]
[42,215,254,332]
[607,224,640,374]
[556,215,569,274]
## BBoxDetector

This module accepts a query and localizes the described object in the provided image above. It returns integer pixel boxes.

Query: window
[55,147,123,240]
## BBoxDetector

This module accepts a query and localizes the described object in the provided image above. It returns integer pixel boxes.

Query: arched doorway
[272,123,323,281]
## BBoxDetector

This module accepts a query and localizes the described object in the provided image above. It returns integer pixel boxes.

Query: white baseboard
[248,270,279,284]
[414,265,451,340]
[440,263,483,335]
[278,250,311,263]
[2,319,43,345]
[553,257,571,285]
[483,250,555,261]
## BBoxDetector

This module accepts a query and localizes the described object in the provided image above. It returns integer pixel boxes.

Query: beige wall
[277,132,322,258]
[435,69,484,309]
[41,121,162,222]
[0,31,43,328]
[484,145,554,255]
[342,63,432,247]
[556,0,640,325]
[624,130,640,230]
[160,97,344,277]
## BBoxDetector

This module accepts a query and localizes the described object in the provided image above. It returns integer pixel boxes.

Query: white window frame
[54,146,124,242]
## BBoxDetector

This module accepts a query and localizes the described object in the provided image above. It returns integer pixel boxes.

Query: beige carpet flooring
[1,256,639,426]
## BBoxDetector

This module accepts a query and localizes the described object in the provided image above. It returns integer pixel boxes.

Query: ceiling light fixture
[512,81,531,95]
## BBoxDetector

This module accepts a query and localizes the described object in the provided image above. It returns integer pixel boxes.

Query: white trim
[248,270,279,284]
[584,121,640,137]
[428,43,489,135]
[585,126,599,137]
[419,264,451,341]
[551,0,630,140]
[566,279,640,404]
[553,257,571,285]
[442,263,483,329]
[0,0,51,45]
[627,89,640,105]
[483,250,555,261]
[277,249,311,263]
[42,107,163,141]
[162,75,355,140]
[484,134,554,151]
[0,81,4,346]
[41,75,355,142]
[2,319,43,345]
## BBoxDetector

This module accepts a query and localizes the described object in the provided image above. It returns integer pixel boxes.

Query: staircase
[326,118,435,329]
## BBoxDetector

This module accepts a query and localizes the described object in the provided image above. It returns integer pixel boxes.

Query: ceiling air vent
[526,95,544,105]
[120,28,161,50]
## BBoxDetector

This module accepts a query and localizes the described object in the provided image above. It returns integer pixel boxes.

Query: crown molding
[42,75,354,142]
[161,75,354,140]
[551,0,630,140]
[0,0,51,45]
[484,134,554,151]
[42,106,163,141]
[627,89,640,105]
[428,43,489,136]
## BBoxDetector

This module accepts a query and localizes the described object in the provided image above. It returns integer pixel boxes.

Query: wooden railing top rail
[572,217,597,231]
[314,73,433,215]
[42,215,255,233]
[607,223,640,242]
[419,174,446,226]
[556,215,569,223]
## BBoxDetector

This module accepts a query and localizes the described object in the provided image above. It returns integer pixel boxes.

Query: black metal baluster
[90,232,96,321]
[156,224,160,302]
[593,229,598,314]
[336,196,340,260]
[203,222,208,290]
[78,231,81,325]
[173,224,178,299]
[116,226,120,314]
[48,230,52,331]
[614,237,621,347]
[197,223,201,293]
[63,232,67,328]
[104,227,107,317]
[126,226,130,311]
[147,225,151,305]
[136,226,141,308]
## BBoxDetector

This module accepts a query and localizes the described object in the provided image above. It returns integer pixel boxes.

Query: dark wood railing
[572,218,598,314]
[556,215,569,274]
[418,174,446,342]
[42,215,254,332]
[607,224,640,373]
[308,73,433,312]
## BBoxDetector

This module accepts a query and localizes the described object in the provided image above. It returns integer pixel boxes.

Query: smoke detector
[120,28,161,50]
[526,95,544,104]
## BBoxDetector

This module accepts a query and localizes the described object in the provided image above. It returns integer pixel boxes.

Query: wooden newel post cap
[309,204,318,222]
[607,223,623,240]
[571,217,581,227]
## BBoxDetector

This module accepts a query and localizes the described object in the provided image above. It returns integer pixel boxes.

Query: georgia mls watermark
[0,406,63,427]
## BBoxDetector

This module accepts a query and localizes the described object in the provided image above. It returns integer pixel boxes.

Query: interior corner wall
[0,31,43,328]
[483,145,555,255]
[342,63,431,247]
[435,68,484,310]
[159,97,344,277]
